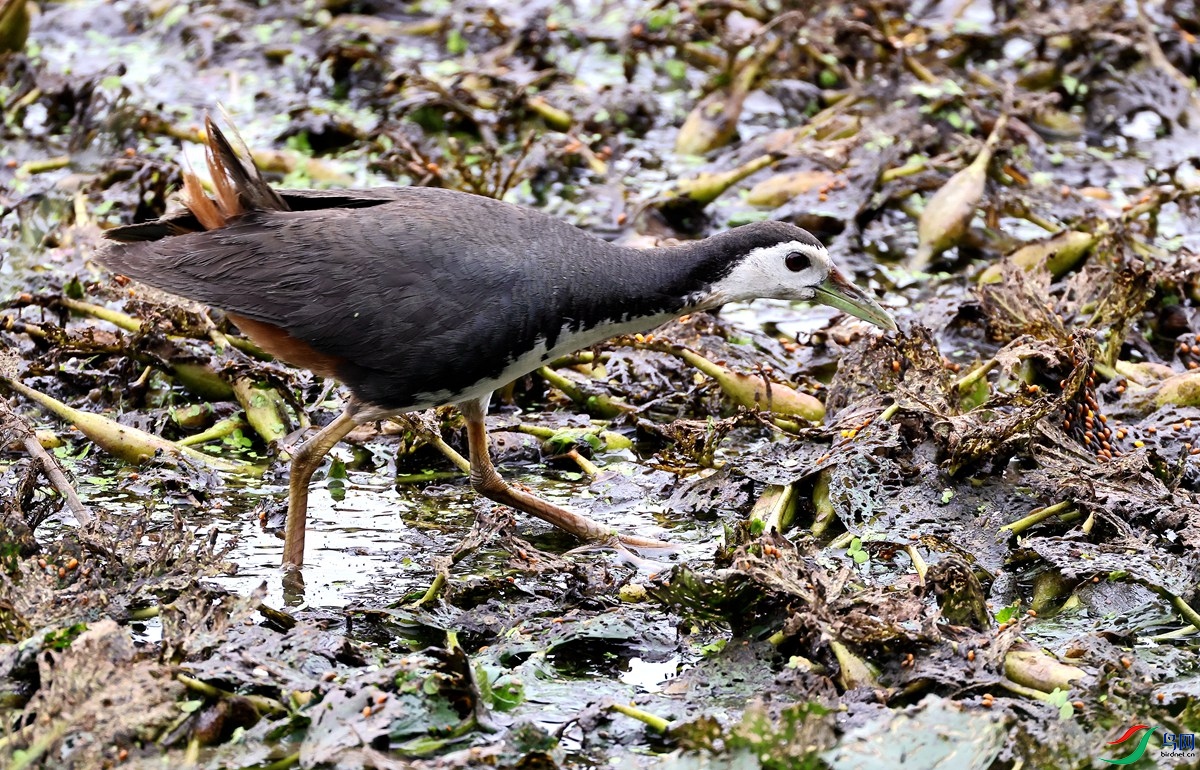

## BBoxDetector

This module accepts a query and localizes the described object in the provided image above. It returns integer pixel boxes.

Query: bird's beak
[813,268,898,332]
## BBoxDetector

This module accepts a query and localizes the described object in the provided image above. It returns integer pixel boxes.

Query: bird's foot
[563,531,680,574]
[614,531,679,552]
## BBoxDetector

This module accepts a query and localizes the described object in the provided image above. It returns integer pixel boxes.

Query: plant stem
[1001,501,1074,535]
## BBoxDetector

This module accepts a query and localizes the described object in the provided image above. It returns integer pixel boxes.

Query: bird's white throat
[699,240,830,308]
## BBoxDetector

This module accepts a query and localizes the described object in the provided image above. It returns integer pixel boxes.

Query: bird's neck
[636,231,748,311]
[509,230,750,357]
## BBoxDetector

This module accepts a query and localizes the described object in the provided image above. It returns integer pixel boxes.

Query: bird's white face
[698,239,897,331]
[702,240,832,306]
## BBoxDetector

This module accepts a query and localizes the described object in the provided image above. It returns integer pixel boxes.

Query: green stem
[427,434,471,474]
[999,679,1055,702]
[567,448,600,476]
[880,157,929,182]
[536,366,630,418]
[1001,501,1074,536]
[59,297,143,332]
[906,545,928,581]
[811,469,837,538]
[610,702,671,733]
[1172,595,1200,629]
[954,358,997,394]
[395,470,463,485]
[8,720,67,770]
[177,673,287,716]
[177,417,248,447]
[177,673,223,698]
[411,572,447,607]
[388,416,470,474]
[17,156,70,176]
[1146,625,1198,642]
[241,752,300,770]
[827,531,856,550]
[766,482,797,533]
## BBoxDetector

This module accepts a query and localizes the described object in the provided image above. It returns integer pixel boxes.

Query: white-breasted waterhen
[97,119,896,568]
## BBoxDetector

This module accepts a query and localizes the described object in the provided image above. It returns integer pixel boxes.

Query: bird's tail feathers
[181,117,289,229]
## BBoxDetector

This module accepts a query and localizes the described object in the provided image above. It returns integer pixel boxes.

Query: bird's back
[98,122,680,410]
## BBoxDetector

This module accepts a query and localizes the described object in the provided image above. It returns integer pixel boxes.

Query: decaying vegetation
[2,0,1200,767]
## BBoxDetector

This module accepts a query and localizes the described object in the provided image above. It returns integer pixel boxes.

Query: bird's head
[693,222,897,332]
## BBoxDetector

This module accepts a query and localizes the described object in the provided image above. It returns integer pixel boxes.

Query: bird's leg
[458,397,672,550]
[282,407,359,567]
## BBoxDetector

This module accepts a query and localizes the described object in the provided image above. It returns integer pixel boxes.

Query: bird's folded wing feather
[97,196,609,391]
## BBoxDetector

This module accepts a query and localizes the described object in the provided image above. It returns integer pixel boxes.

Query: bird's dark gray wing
[97,188,632,408]
[277,187,415,209]
[104,187,416,243]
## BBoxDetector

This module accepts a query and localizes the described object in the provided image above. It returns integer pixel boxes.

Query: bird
[97,119,896,569]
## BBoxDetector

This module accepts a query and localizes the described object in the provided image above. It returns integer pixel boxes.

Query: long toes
[616,533,679,552]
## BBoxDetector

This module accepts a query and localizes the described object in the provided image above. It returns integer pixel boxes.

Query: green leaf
[161,4,187,28]
[490,675,524,711]
[994,602,1019,624]
[43,622,88,650]
[223,428,254,449]
[646,6,677,32]
[64,276,84,300]
[253,23,274,45]
[727,210,771,227]
[179,699,204,713]
[545,431,584,454]
[847,538,869,564]
[285,131,313,155]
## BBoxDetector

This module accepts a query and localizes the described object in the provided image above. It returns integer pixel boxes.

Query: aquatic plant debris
[3,0,1200,767]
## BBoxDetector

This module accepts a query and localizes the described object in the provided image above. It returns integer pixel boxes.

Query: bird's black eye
[785,252,811,272]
